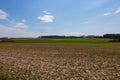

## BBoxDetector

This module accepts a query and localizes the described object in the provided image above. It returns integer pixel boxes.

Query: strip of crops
[0,38,111,44]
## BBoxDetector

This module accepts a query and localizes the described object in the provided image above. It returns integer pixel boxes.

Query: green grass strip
[0,74,13,80]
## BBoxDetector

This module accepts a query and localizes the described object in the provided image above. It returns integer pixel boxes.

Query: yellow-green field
[0,38,120,80]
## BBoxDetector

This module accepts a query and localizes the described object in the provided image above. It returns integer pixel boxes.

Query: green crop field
[0,38,112,44]
[17,38,110,44]
[1,38,119,48]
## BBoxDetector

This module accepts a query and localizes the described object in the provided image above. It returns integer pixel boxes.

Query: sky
[0,0,120,37]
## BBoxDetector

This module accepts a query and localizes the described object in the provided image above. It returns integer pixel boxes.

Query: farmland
[0,38,111,44]
[0,38,120,80]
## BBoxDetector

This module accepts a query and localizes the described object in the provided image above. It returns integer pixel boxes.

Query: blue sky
[0,0,120,37]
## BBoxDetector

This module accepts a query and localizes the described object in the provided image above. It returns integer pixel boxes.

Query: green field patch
[0,38,111,44]
[0,74,13,80]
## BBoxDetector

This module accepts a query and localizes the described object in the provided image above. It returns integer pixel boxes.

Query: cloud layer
[115,8,120,14]
[0,9,40,37]
[104,8,120,16]
[0,25,40,37]
[0,9,8,19]
[37,11,54,23]
[15,22,28,29]
[37,14,54,23]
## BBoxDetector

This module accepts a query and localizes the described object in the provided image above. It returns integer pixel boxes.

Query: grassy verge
[0,74,13,80]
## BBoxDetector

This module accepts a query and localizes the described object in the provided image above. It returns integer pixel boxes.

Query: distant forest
[38,34,120,42]
[103,34,120,42]
[39,35,103,38]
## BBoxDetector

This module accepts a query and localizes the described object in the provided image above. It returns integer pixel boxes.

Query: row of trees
[40,35,102,38]
[40,34,120,42]
[0,34,120,42]
[103,34,120,42]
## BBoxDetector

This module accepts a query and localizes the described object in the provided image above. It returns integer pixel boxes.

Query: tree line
[0,34,120,42]
[39,35,102,38]
[103,34,120,42]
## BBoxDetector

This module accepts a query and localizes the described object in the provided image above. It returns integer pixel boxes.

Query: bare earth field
[0,44,120,80]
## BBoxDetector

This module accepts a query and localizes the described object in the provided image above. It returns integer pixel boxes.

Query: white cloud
[0,9,8,19]
[103,12,112,16]
[0,25,40,38]
[15,22,28,29]
[37,10,54,23]
[42,10,51,14]
[104,8,120,16]
[37,14,54,23]
[114,8,120,14]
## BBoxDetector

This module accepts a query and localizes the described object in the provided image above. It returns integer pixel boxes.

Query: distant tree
[39,35,103,39]
[103,34,120,42]
[40,35,66,38]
